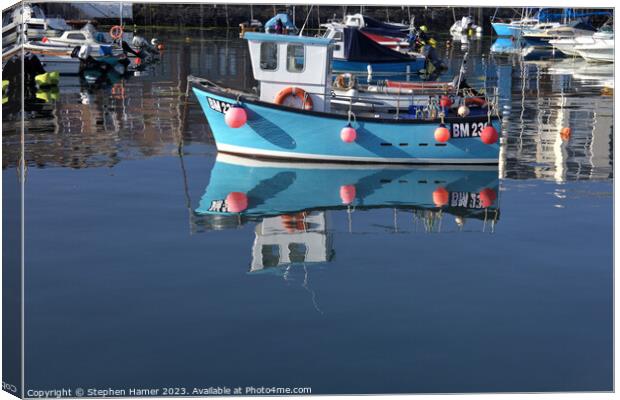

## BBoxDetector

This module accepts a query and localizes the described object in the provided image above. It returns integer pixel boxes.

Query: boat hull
[491,22,524,37]
[191,84,501,164]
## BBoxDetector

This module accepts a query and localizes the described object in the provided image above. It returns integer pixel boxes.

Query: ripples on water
[2,29,613,393]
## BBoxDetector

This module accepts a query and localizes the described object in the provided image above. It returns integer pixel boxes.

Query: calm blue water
[3,29,613,394]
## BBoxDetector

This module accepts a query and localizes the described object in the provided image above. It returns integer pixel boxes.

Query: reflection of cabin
[250,211,333,272]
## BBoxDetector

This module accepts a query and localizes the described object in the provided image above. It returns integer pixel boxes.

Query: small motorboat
[449,16,482,36]
[549,21,612,56]
[2,4,71,47]
[522,21,596,47]
[491,17,539,37]
[191,32,501,165]
[574,30,614,62]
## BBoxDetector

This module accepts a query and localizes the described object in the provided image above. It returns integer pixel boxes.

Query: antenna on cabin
[298,5,314,36]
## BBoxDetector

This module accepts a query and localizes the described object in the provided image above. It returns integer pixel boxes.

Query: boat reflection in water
[195,154,501,273]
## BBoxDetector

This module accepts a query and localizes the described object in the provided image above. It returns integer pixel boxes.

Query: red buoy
[479,188,497,208]
[224,106,247,129]
[432,187,449,207]
[480,125,498,144]
[440,95,452,108]
[340,124,357,143]
[434,124,450,143]
[226,192,248,213]
[340,184,356,205]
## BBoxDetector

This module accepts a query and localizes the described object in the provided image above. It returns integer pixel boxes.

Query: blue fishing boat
[191,32,501,165]
[197,154,501,218]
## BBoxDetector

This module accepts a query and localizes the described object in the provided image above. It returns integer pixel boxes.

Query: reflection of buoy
[135,57,142,65]
[480,125,498,144]
[440,95,452,108]
[433,187,449,207]
[340,184,356,205]
[457,104,470,117]
[479,188,497,208]
[226,192,248,213]
[434,124,450,143]
[340,124,357,143]
[560,127,572,141]
[224,105,247,128]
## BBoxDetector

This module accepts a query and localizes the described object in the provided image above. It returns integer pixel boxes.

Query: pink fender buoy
[224,105,247,129]
[340,124,357,143]
[340,184,356,205]
[479,188,497,208]
[226,192,248,213]
[434,124,450,143]
[440,95,452,108]
[433,187,449,207]
[480,125,499,144]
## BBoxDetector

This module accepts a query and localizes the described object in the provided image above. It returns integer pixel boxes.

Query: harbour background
[32,4,615,32]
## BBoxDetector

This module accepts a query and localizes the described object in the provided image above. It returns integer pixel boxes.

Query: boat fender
[480,126,498,145]
[224,105,248,128]
[109,25,124,40]
[274,87,313,110]
[434,124,450,143]
[340,123,357,143]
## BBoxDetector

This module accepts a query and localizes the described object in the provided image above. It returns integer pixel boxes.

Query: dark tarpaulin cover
[343,27,413,62]
[360,15,409,38]
[362,15,408,32]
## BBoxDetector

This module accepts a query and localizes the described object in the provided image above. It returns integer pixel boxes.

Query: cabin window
[260,42,278,71]
[67,33,86,41]
[333,31,343,41]
[286,44,305,73]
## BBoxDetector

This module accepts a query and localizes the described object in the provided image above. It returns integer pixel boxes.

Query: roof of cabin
[244,32,333,46]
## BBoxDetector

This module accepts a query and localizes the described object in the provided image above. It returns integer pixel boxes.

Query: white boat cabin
[244,32,334,112]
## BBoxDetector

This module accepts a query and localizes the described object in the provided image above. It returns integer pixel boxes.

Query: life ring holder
[109,25,124,40]
[334,73,356,90]
[465,96,486,107]
[274,87,313,111]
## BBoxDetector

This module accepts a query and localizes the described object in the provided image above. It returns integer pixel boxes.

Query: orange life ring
[465,97,486,107]
[274,87,313,110]
[109,25,124,40]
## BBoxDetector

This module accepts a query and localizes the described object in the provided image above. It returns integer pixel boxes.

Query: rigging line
[303,264,324,315]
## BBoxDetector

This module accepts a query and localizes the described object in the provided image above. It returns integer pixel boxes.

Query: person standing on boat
[274,18,284,34]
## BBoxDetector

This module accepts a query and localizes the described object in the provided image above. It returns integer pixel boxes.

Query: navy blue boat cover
[362,15,408,32]
[343,27,413,62]
[359,15,409,38]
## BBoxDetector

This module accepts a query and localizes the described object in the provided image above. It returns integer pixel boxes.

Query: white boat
[449,16,482,36]
[522,21,596,47]
[2,4,70,47]
[574,30,614,62]
[549,35,596,56]
[31,23,121,56]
